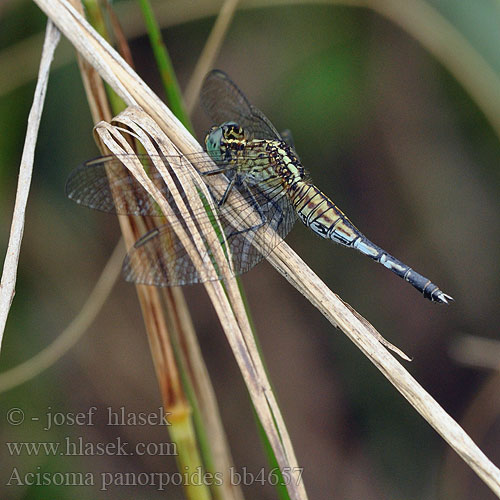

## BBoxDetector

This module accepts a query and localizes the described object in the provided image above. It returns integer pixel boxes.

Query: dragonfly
[66,70,453,304]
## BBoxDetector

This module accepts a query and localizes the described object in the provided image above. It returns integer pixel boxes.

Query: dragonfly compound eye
[205,126,224,157]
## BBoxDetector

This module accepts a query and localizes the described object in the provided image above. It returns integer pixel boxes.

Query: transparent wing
[66,153,211,217]
[123,189,296,286]
[66,154,297,286]
[201,69,283,141]
[66,154,286,218]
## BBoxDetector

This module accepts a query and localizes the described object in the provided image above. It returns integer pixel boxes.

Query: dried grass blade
[72,7,212,497]
[0,20,60,348]
[162,287,245,500]
[266,242,500,497]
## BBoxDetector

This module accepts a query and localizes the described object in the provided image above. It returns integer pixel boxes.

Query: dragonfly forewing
[66,153,215,217]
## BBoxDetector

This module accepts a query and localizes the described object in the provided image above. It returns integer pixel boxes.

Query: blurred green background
[1,0,499,499]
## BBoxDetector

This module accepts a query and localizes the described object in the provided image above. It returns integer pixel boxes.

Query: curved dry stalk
[94,111,236,287]
[184,0,239,114]
[162,286,245,500]
[0,239,124,393]
[72,3,245,498]
[72,4,216,497]
[30,0,500,497]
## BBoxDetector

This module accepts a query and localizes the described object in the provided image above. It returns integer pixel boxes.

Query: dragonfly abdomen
[289,182,452,303]
[351,237,452,302]
[290,182,361,244]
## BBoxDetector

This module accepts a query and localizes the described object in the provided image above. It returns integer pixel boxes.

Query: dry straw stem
[0,21,60,349]
[6,0,500,142]
[71,0,186,417]
[32,0,500,497]
[72,4,218,498]
[75,5,230,498]
[162,286,244,500]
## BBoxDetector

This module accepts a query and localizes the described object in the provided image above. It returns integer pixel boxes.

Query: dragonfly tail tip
[435,291,454,305]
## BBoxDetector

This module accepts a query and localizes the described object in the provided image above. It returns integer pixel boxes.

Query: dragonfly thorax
[206,121,307,190]
[270,143,306,187]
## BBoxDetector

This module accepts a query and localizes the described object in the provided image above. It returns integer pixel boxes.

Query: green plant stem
[138,0,193,132]
[169,411,212,500]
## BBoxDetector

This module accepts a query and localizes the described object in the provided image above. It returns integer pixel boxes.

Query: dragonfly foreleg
[217,174,237,207]
[201,165,234,176]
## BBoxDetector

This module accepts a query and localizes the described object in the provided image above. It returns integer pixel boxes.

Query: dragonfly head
[205,121,247,162]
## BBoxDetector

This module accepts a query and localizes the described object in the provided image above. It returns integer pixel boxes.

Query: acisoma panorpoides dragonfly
[66,70,453,304]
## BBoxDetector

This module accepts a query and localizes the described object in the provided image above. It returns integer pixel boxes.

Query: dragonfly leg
[217,174,237,207]
[201,166,234,176]
[263,185,287,230]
